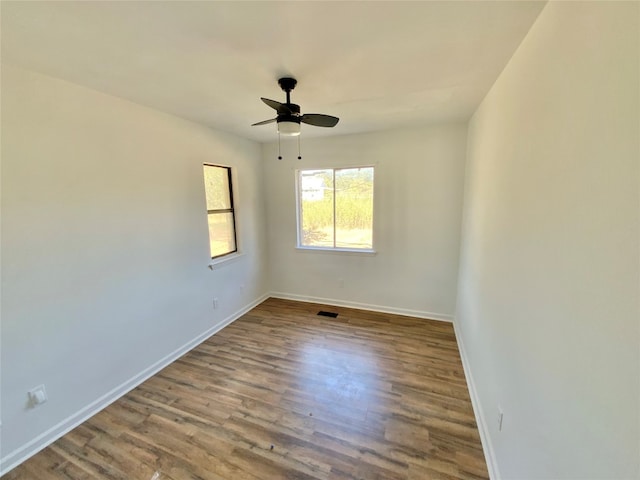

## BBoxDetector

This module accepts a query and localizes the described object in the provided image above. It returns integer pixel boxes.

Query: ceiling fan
[251,77,339,137]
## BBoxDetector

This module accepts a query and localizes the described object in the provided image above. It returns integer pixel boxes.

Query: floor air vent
[317,311,338,318]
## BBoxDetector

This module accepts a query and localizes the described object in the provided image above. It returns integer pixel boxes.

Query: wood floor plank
[3,298,488,479]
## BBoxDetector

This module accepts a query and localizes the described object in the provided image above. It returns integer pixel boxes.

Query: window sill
[208,252,245,270]
[295,246,377,256]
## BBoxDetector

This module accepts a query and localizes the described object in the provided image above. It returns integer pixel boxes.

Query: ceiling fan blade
[261,98,292,114]
[300,114,339,128]
[251,118,277,126]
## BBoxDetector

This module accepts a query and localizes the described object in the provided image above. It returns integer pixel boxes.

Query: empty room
[1,1,638,479]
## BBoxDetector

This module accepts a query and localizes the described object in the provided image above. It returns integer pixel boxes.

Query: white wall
[456,2,639,478]
[263,125,467,320]
[0,65,269,472]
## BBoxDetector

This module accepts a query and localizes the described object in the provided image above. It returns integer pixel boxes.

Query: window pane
[208,212,236,258]
[203,166,231,210]
[299,169,334,247]
[335,167,374,249]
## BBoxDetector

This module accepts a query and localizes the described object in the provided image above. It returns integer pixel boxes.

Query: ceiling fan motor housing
[278,115,301,125]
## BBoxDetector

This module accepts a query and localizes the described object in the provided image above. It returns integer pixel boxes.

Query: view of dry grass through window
[207,212,236,257]
[299,167,374,249]
[203,165,236,258]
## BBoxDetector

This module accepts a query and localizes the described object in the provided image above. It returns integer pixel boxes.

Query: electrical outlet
[28,385,48,407]
[498,407,504,431]
[339,278,344,288]
[213,298,219,309]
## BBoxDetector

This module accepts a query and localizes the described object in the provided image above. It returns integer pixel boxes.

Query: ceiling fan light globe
[278,121,301,136]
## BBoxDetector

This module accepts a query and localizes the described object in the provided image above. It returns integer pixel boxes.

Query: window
[297,166,374,250]
[203,164,237,259]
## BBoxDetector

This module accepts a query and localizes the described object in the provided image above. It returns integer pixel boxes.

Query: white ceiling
[1,1,546,143]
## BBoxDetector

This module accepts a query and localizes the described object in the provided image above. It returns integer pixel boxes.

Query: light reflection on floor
[297,339,383,423]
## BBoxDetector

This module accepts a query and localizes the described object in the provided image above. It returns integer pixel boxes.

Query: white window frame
[295,166,376,254]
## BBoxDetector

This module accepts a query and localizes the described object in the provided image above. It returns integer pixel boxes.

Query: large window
[297,166,374,250]
[203,164,237,259]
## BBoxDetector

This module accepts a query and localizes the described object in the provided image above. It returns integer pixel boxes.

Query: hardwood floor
[4,298,489,480]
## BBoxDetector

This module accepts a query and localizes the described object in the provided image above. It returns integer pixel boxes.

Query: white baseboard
[269,291,453,322]
[0,293,270,476]
[452,318,500,480]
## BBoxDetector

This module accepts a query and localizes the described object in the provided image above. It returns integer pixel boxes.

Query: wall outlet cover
[28,385,48,406]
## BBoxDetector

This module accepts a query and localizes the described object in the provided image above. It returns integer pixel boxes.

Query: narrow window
[297,166,374,250]
[203,164,237,259]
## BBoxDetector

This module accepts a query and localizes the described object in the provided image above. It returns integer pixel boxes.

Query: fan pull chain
[278,133,282,160]
[297,135,302,160]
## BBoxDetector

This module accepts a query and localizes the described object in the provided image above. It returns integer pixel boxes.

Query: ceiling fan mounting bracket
[278,77,297,93]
